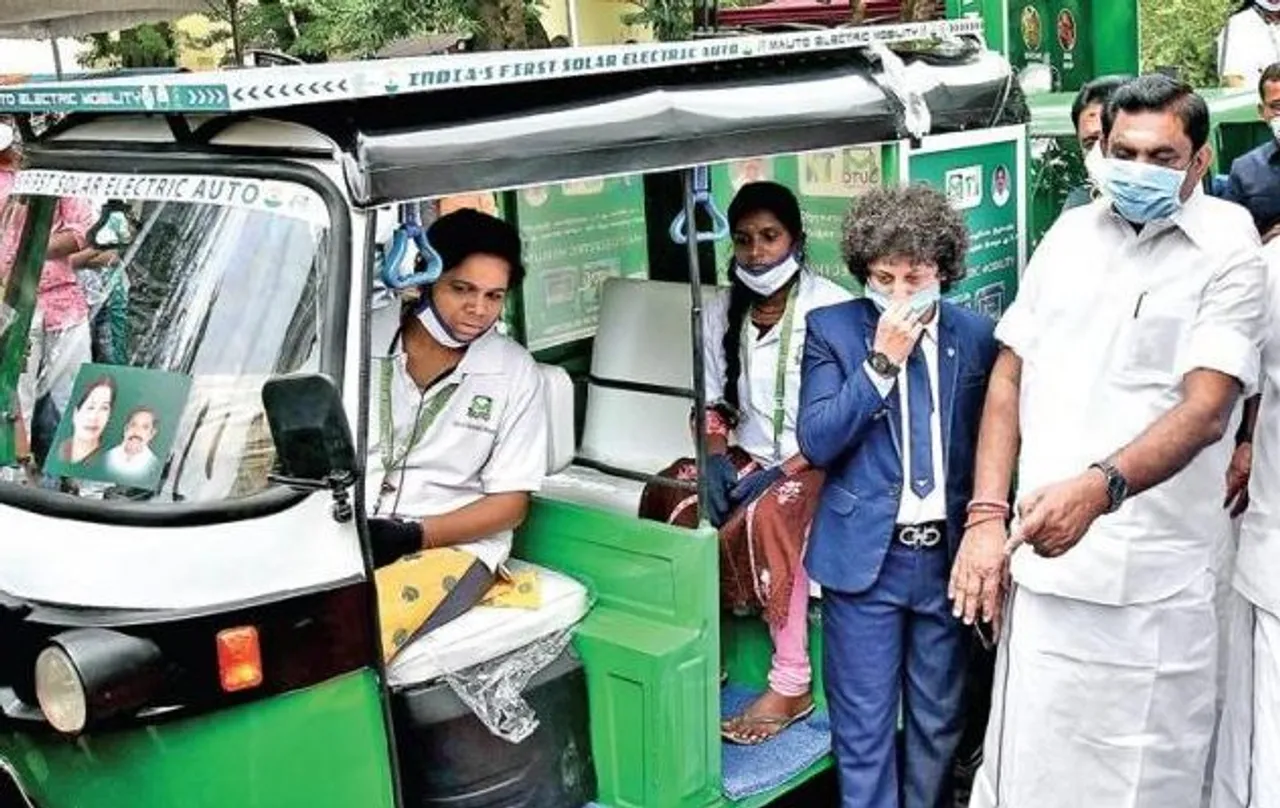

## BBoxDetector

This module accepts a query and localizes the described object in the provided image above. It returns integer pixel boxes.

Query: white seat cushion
[538,363,575,475]
[386,560,591,687]
[542,463,649,516]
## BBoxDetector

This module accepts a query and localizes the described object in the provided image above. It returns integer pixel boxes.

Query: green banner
[710,145,897,290]
[512,176,649,351]
[0,84,231,113]
[909,137,1022,319]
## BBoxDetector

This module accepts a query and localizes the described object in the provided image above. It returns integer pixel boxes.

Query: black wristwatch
[868,351,900,379]
[1089,460,1129,513]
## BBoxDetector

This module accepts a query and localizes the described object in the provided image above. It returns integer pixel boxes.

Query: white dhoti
[970,571,1217,808]
[1211,596,1280,808]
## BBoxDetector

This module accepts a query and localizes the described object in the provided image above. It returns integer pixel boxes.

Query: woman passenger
[639,181,852,744]
[364,208,548,661]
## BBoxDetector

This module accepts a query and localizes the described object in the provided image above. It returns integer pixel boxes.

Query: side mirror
[261,374,358,519]
[86,200,139,250]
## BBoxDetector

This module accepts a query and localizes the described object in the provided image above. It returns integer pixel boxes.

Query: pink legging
[768,561,813,697]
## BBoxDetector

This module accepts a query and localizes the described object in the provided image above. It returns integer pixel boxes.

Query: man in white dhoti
[949,74,1268,808]
[1212,232,1280,808]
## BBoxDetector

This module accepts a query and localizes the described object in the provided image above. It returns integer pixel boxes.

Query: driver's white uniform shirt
[997,192,1266,606]
[365,329,547,572]
[702,270,852,465]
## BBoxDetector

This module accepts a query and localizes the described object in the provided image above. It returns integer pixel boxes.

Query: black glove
[367,517,424,567]
[730,466,785,508]
[705,454,739,528]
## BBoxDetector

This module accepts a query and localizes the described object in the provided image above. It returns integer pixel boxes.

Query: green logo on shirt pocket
[467,395,493,421]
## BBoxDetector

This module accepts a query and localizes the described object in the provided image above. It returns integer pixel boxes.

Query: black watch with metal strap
[868,351,899,379]
[1089,460,1129,513]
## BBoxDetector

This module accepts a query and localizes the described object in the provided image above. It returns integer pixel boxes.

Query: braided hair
[720,182,806,413]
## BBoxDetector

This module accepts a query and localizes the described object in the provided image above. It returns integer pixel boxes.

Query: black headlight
[34,628,164,735]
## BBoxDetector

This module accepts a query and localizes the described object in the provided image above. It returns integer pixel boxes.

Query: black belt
[893,521,947,549]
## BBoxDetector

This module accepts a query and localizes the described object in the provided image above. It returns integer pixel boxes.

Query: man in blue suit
[797,184,998,808]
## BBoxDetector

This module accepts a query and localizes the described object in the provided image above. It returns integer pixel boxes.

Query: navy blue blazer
[797,298,998,596]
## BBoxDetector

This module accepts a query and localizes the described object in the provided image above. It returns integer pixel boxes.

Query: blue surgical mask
[1100,158,1187,224]
[864,283,941,314]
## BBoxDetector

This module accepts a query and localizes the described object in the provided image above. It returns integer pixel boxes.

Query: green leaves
[1140,0,1236,87]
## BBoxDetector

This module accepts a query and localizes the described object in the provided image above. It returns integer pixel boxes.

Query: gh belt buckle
[898,524,942,549]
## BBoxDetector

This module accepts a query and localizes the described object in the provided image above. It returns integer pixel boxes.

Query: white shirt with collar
[1219,7,1280,89]
[998,191,1267,606]
[862,315,947,525]
[365,328,548,572]
[702,270,853,466]
[1236,238,1280,617]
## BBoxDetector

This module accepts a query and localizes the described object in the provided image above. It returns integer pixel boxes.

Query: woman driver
[364,208,548,661]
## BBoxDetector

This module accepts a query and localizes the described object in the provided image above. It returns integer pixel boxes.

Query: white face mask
[1084,142,1107,185]
[0,122,13,154]
[734,252,801,296]
[414,292,485,349]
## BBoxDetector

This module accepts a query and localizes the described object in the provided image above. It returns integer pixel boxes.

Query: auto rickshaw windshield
[0,175,334,507]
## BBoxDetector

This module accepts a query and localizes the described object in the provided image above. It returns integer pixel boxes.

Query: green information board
[1002,0,1137,92]
[511,176,649,351]
[709,144,898,290]
[907,127,1027,319]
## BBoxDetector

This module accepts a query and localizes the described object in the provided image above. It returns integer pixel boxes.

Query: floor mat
[720,684,832,801]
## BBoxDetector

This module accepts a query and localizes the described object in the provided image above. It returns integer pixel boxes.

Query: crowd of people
[9,12,1280,806]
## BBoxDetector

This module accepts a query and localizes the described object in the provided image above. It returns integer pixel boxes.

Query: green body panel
[0,670,395,808]
[517,497,840,807]
[517,496,724,808]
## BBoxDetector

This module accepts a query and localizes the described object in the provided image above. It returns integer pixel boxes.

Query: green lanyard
[377,356,459,478]
[742,282,799,462]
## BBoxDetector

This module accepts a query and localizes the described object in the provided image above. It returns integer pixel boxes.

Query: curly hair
[842,184,968,291]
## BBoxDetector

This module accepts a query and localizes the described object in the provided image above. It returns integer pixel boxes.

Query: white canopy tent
[0,0,207,77]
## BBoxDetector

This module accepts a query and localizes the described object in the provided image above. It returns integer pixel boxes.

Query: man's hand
[1224,441,1253,518]
[872,301,924,367]
[1011,471,1110,558]
[949,520,1008,629]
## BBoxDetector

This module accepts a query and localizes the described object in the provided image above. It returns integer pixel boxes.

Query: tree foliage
[1139,0,1236,87]
[80,23,180,69]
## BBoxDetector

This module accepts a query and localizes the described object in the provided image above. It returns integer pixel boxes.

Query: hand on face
[873,301,926,367]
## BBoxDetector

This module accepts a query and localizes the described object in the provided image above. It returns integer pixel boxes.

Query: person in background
[1223,62,1280,240]
[958,75,1266,808]
[1219,1,1280,91]
[0,114,96,465]
[1063,75,1131,211]
[1212,223,1280,808]
[797,184,997,808]
[639,182,852,745]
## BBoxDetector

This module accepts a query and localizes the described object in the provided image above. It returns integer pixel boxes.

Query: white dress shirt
[1219,7,1280,89]
[365,329,548,572]
[1237,238,1280,617]
[703,270,853,465]
[998,192,1267,606]
[863,319,947,524]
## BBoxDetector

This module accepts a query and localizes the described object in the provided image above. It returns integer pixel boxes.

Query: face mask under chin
[414,293,487,349]
[734,252,801,297]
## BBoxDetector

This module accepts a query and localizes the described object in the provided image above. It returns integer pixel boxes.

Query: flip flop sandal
[720,702,816,746]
